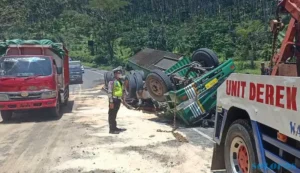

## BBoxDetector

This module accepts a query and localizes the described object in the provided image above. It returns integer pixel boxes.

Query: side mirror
[57,67,63,74]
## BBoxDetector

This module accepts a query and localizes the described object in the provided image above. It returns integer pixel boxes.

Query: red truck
[0,40,70,121]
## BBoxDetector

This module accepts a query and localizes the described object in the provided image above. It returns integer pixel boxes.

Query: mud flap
[211,143,225,171]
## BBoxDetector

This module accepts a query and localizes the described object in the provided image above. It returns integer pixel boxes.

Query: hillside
[0,0,280,73]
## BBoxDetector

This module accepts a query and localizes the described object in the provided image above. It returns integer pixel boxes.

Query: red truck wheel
[1,111,13,122]
[49,99,61,118]
[224,119,259,173]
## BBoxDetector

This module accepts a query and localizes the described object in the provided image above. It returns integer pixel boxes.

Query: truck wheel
[145,69,173,102]
[224,119,259,173]
[136,70,145,80]
[124,74,137,98]
[104,71,114,88]
[50,99,61,118]
[134,72,144,91]
[1,111,13,122]
[192,48,219,68]
[104,72,108,87]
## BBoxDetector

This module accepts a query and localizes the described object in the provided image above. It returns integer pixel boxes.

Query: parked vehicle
[69,61,83,84]
[0,39,70,120]
[81,65,84,73]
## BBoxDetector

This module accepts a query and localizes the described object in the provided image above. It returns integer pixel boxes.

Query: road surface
[0,67,216,173]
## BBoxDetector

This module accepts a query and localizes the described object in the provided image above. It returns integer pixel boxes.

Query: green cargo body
[165,59,235,125]
[165,56,197,78]
[127,48,182,76]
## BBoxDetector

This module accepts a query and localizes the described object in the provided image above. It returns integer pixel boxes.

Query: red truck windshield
[0,56,52,77]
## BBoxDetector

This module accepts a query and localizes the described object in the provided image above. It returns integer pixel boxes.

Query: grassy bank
[82,62,114,71]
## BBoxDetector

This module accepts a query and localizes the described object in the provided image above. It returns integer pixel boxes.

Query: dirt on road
[0,85,213,173]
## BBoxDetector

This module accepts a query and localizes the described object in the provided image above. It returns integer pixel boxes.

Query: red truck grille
[8,92,42,101]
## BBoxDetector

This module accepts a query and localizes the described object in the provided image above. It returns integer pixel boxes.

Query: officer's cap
[113,66,122,73]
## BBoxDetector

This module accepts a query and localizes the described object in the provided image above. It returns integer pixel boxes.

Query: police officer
[107,67,126,134]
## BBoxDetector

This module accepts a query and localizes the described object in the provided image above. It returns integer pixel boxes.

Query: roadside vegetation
[1,0,281,73]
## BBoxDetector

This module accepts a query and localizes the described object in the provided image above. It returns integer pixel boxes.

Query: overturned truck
[104,48,235,126]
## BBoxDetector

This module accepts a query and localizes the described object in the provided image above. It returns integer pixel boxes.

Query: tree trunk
[108,40,114,63]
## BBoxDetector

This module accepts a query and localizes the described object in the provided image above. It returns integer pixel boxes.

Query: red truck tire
[1,111,13,122]
[49,98,61,118]
[224,119,259,173]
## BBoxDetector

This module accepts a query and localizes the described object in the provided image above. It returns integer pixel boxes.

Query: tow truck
[211,0,300,172]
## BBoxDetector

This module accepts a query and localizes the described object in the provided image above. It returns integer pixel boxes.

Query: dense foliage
[0,0,279,71]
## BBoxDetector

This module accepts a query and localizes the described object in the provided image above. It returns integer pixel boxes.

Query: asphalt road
[0,67,217,173]
[69,67,107,93]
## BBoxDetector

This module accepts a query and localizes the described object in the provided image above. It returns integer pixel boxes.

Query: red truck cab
[0,40,70,121]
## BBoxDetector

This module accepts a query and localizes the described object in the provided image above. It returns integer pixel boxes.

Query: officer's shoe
[109,130,120,134]
[115,128,127,132]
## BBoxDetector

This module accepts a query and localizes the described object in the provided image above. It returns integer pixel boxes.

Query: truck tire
[145,69,173,102]
[49,98,61,118]
[192,48,219,68]
[134,72,144,92]
[104,71,114,88]
[136,70,145,80]
[1,111,13,122]
[124,74,137,98]
[224,119,259,173]
[130,70,136,75]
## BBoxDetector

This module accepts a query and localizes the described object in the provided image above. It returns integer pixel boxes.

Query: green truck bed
[165,59,235,125]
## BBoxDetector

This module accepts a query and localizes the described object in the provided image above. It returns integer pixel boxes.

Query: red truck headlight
[0,94,9,101]
[41,90,56,99]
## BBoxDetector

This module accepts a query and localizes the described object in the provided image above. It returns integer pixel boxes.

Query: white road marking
[191,128,215,143]
[86,69,104,76]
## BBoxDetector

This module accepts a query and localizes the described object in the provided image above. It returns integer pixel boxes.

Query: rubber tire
[192,48,219,67]
[130,70,136,75]
[104,72,109,87]
[49,98,61,118]
[145,69,173,102]
[224,119,259,173]
[1,110,13,122]
[125,74,137,98]
[134,72,144,91]
[104,71,114,88]
[136,70,145,80]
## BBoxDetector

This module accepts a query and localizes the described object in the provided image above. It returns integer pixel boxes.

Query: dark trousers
[108,98,121,131]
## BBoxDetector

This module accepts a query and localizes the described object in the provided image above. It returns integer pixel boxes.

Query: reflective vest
[113,80,123,97]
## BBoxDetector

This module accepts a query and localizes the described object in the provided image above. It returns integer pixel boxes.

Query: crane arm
[271,0,300,76]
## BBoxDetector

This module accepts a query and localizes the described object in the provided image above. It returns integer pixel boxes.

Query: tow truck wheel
[224,119,259,173]
[1,111,13,122]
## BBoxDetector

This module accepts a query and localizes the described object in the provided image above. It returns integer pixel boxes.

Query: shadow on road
[0,100,74,124]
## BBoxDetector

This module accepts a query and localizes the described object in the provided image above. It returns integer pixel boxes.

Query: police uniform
[107,67,124,134]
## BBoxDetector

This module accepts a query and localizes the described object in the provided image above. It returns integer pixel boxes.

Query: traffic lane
[82,67,106,89]
[69,67,106,95]
[179,126,215,147]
